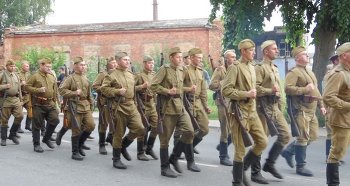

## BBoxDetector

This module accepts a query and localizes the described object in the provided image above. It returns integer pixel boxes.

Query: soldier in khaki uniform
[185,48,211,151]
[92,57,117,155]
[254,40,291,182]
[18,61,32,132]
[134,55,158,161]
[0,60,24,146]
[222,39,268,186]
[100,52,145,169]
[323,42,350,186]
[282,46,326,177]
[151,47,200,178]
[25,58,60,152]
[59,57,96,160]
[209,49,236,166]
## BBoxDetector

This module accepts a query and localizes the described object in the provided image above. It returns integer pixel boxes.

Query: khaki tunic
[135,69,158,139]
[323,64,336,139]
[222,59,268,162]
[151,64,194,148]
[18,70,31,105]
[209,65,230,142]
[101,68,144,148]
[59,73,95,136]
[186,64,209,138]
[0,70,23,126]
[255,60,290,145]
[25,71,59,130]
[285,65,323,146]
[323,63,350,163]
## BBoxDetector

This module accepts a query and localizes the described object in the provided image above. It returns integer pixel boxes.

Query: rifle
[231,101,253,147]
[68,98,80,129]
[258,99,279,136]
[183,93,200,132]
[286,96,300,137]
[107,100,115,132]
[156,53,165,134]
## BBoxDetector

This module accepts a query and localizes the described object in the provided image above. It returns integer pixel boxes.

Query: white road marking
[179,160,219,168]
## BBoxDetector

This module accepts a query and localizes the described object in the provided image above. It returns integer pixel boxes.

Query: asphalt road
[1,115,349,186]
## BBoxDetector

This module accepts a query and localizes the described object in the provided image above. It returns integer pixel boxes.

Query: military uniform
[222,39,268,186]
[283,46,324,177]
[323,42,350,186]
[92,71,113,155]
[0,61,24,146]
[151,47,199,178]
[255,40,291,181]
[25,58,60,152]
[100,52,145,169]
[18,69,32,131]
[135,65,158,161]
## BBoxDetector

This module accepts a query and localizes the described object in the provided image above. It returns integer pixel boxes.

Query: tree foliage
[0,0,54,40]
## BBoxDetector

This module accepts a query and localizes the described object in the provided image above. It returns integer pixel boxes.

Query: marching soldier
[282,46,326,177]
[0,60,24,146]
[59,56,96,160]
[222,39,268,186]
[209,49,236,166]
[323,42,350,186]
[134,55,158,161]
[25,58,60,152]
[185,48,211,153]
[18,61,32,132]
[254,40,291,182]
[100,52,145,169]
[92,57,117,155]
[151,47,200,178]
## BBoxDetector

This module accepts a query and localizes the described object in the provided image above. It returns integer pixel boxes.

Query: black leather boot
[251,155,268,184]
[33,130,44,153]
[113,148,127,169]
[327,163,340,186]
[72,136,83,161]
[295,145,313,177]
[263,142,284,179]
[160,148,177,178]
[184,143,201,172]
[105,132,113,145]
[56,127,68,146]
[137,140,149,161]
[78,131,91,156]
[192,136,202,153]
[169,140,186,173]
[1,126,7,146]
[232,161,245,186]
[8,124,20,144]
[25,116,32,131]
[42,124,56,149]
[219,141,233,166]
[326,139,331,160]
[146,136,158,160]
[121,137,133,161]
[99,132,107,155]
[243,150,260,186]
[281,141,295,168]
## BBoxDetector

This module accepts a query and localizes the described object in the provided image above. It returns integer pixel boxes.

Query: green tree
[0,0,54,40]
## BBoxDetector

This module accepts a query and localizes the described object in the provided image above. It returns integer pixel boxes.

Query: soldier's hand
[275,91,281,97]
[21,81,26,85]
[205,107,212,114]
[246,89,257,98]
[39,87,46,93]
[142,81,149,89]
[190,85,197,94]
[306,83,314,92]
[75,89,82,96]
[272,84,279,93]
[5,84,11,89]
[168,87,177,95]
[320,107,327,116]
[119,88,127,96]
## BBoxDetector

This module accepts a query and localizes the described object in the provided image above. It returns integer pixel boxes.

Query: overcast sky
[46,0,283,31]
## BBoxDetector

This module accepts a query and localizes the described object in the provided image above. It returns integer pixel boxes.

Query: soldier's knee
[256,136,268,149]
[14,117,24,124]
[279,134,291,146]
[135,126,145,136]
[182,130,194,140]
[86,123,96,133]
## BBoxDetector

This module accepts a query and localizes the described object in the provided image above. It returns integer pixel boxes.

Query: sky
[46,0,283,31]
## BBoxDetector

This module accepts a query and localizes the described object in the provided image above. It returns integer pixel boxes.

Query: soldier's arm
[208,67,223,91]
[323,72,350,110]
[182,68,193,93]
[100,74,119,97]
[221,65,249,100]
[24,74,41,94]
[200,77,209,109]
[58,77,77,98]
[0,72,8,91]
[285,71,309,96]
[150,67,169,95]
[255,65,273,96]
[134,73,144,92]
[92,73,105,93]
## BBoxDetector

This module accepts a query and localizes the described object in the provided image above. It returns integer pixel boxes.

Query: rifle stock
[258,99,279,136]
[156,53,165,134]
[183,94,200,131]
[136,93,150,128]
[231,101,253,147]
[68,99,79,129]
[287,96,300,137]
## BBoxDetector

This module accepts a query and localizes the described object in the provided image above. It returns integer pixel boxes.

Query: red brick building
[0,18,223,66]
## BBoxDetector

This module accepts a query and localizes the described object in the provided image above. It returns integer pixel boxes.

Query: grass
[207,90,219,120]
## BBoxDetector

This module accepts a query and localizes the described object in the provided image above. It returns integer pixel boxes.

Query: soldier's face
[296,51,309,66]
[6,65,16,72]
[144,60,154,71]
[183,57,190,66]
[74,61,87,74]
[265,44,279,60]
[225,52,236,65]
[190,54,203,67]
[118,56,130,69]
[170,53,183,66]
[242,47,256,61]
[40,63,52,74]
[22,64,30,72]
[107,60,117,70]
